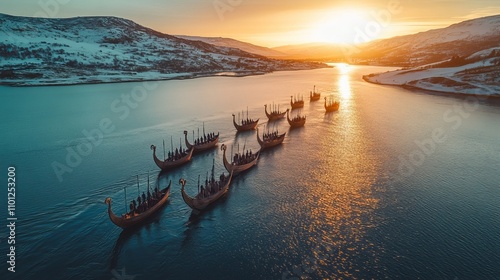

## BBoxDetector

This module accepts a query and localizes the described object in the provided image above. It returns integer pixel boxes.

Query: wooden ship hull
[150,144,193,171]
[264,104,286,121]
[183,131,219,153]
[290,101,304,109]
[180,172,234,212]
[286,109,306,128]
[256,128,286,149]
[221,144,260,175]
[104,181,172,229]
[232,114,259,132]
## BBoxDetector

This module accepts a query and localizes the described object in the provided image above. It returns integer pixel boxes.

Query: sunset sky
[3,0,500,47]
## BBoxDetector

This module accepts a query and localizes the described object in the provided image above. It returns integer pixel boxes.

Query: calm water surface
[1,64,499,279]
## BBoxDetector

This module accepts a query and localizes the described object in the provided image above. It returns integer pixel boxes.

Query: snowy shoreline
[362,49,500,98]
[0,70,273,87]
[0,66,336,87]
[362,75,500,99]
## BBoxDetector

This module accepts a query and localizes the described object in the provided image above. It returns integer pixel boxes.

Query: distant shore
[0,66,333,87]
[0,71,266,87]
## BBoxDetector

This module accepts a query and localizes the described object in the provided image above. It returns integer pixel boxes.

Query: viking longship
[104,180,172,229]
[290,95,304,109]
[256,128,286,149]
[183,130,219,153]
[221,144,260,175]
[232,114,259,132]
[324,97,340,112]
[150,144,193,171]
[310,85,321,101]
[286,109,306,128]
[180,171,234,212]
[264,104,286,121]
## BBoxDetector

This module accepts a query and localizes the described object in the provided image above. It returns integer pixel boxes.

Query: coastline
[0,71,267,87]
[0,66,332,87]
[362,74,500,99]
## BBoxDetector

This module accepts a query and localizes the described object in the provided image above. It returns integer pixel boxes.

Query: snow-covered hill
[363,48,500,96]
[175,35,286,58]
[361,15,500,96]
[0,13,327,86]
[358,15,500,66]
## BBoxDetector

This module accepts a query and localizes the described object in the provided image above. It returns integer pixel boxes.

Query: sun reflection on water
[326,63,352,109]
[339,75,352,99]
[303,74,383,278]
[336,63,350,75]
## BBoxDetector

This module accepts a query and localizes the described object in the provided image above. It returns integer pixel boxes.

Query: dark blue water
[1,64,499,279]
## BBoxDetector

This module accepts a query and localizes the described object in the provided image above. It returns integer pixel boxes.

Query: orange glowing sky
[4,0,500,47]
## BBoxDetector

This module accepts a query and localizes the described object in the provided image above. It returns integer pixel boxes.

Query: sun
[310,9,371,44]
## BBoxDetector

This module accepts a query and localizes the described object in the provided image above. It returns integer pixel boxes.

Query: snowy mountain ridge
[0,13,327,86]
[358,14,500,66]
[377,15,499,48]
